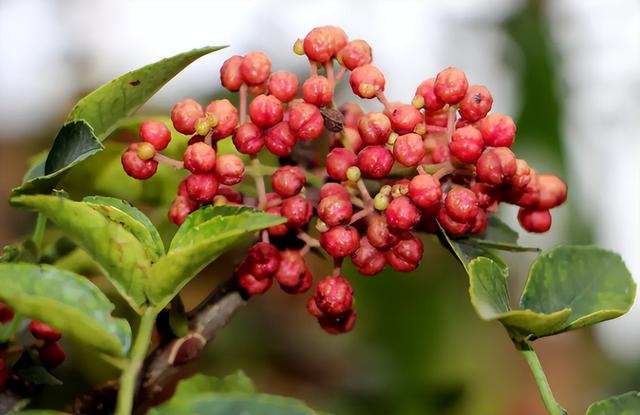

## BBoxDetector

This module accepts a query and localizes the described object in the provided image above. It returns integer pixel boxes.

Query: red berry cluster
[121,26,567,335]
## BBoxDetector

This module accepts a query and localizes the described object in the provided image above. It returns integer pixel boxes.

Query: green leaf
[482,216,519,244]
[146,206,286,307]
[521,246,636,332]
[172,371,256,398]
[0,263,131,356]
[82,196,164,260]
[11,46,225,197]
[586,391,640,415]
[12,195,151,312]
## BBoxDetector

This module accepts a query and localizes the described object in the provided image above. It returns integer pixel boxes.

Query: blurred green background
[1,0,639,414]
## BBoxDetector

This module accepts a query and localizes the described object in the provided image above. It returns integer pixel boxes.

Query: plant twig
[32,213,47,254]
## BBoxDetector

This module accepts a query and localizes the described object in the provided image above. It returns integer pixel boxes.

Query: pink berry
[168,195,198,225]
[302,75,333,107]
[240,51,271,86]
[431,143,450,163]
[337,39,372,70]
[314,275,353,315]
[30,320,61,342]
[341,127,364,153]
[476,147,517,186]
[449,126,484,164]
[275,250,307,290]
[366,215,398,250]
[267,70,299,102]
[249,94,284,128]
[281,195,313,228]
[458,85,493,122]
[470,208,488,234]
[185,173,218,202]
[220,55,244,92]
[358,112,392,145]
[349,64,385,99]
[385,196,421,231]
[246,242,281,280]
[389,104,423,135]
[352,241,386,276]
[264,121,297,156]
[434,67,468,104]
[393,133,426,167]
[415,78,445,111]
[303,26,345,62]
[237,262,273,296]
[121,144,158,180]
[318,309,357,334]
[171,99,204,135]
[320,182,350,200]
[214,154,244,185]
[139,120,171,150]
[536,175,568,210]
[318,195,353,227]
[320,225,360,258]
[266,206,289,237]
[272,166,306,197]
[39,342,65,368]
[511,159,533,190]
[408,174,442,210]
[357,145,394,179]
[471,182,501,209]
[424,108,449,128]
[205,99,239,140]
[445,188,479,223]
[326,148,358,181]
[217,186,243,204]
[385,234,423,272]
[518,208,552,233]
[437,208,470,236]
[183,142,216,173]
[340,102,365,129]
[477,113,516,147]
[233,123,264,155]
[287,102,324,141]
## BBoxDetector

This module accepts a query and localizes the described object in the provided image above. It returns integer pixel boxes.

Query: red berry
[358,112,392,145]
[266,206,289,237]
[390,104,422,135]
[341,127,364,153]
[140,120,171,150]
[340,102,365,129]
[237,263,273,296]
[214,154,244,185]
[415,78,445,111]
[205,99,239,140]
[249,94,284,128]
[30,320,61,342]
[518,208,552,233]
[393,133,426,167]
[385,234,423,272]
[476,147,517,186]
[302,75,333,107]
[248,83,267,96]
[385,196,421,231]
[458,85,493,122]
[478,113,516,147]
[408,174,442,210]
[318,309,356,334]
[314,275,353,315]
[264,121,297,156]
[0,303,14,323]
[220,55,244,92]
[349,64,385,99]
[267,70,299,102]
[320,225,360,258]
[246,242,281,280]
[233,123,264,155]
[318,195,353,227]
[431,143,450,163]
[303,26,345,62]
[272,166,306,197]
[471,182,501,208]
[445,188,479,223]
[287,102,324,141]
[281,266,313,295]
[535,174,567,210]
[307,296,324,318]
[449,126,484,163]
[326,148,358,181]
[507,176,541,209]
[470,209,488,234]
[320,182,351,200]
[275,250,308,292]
[281,195,313,228]
[437,208,471,236]
[183,142,216,173]
[171,99,204,135]
[434,67,468,104]
[168,195,198,225]
[424,108,449,127]
[38,342,65,368]
[366,214,398,249]
[357,145,394,179]
[352,240,386,276]
[121,144,158,180]
[240,51,271,86]
[511,159,533,190]
[337,39,372,70]
[185,173,218,202]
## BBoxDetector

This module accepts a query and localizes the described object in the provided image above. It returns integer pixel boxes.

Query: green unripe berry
[374,193,389,211]
[346,166,361,182]
[136,142,156,161]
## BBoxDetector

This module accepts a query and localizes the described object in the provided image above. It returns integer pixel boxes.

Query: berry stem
[433,165,455,180]
[335,66,347,83]
[375,90,392,113]
[261,230,269,243]
[153,153,184,170]
[356,179,373,205]
[332,257,343,276]
[309,62,318,76]
[204,131,213,146]
[515,340,567,415]
[249,156,267,209]
[350,196,365,209]
[324,61,335,89]
[297,230,320,248]
[416,165,427,175]
[446,105,457,142]
[426,125,448,134]
[239,84,248,125]
[350,207,373,225]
